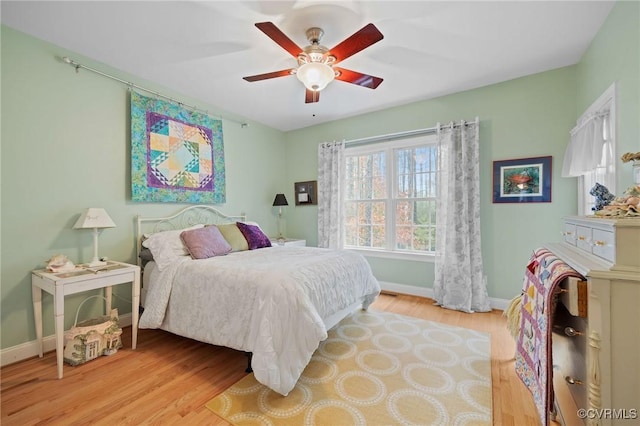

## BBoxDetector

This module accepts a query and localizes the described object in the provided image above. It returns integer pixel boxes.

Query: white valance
[561,111,610,177]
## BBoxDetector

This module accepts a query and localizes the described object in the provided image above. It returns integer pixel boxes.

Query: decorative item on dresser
[592,183,640,218]
[546,216,640,425]
[621,151,640,185]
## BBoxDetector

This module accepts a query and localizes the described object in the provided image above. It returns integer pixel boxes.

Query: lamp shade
[296,62,335,91]
[73,208,116,229]
[272,194,289,207]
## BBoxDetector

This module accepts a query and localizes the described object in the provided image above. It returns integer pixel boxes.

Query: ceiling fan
[243,21,384,103]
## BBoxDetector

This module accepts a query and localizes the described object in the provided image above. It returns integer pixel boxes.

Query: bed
[135,205,381,396]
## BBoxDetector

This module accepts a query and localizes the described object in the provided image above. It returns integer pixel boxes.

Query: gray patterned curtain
[434,118,490,313]
[317,141,345,249]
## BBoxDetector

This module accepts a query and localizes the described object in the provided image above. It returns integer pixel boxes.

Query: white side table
[270,238,306,247]
[31,261,140,378]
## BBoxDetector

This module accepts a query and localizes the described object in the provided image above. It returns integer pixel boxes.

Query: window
[573,83,616,215]
[344,135,437,256]
[579,113,614,214]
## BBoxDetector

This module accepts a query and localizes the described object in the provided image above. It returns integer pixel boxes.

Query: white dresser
[546,216,640,425]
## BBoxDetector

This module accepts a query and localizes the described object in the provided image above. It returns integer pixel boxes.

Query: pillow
[141,224,204,270]
[217,223,249,252]
[242,220,263,229]
[236,221,272,250]
[139,248,154,262]
[180,226,232,259]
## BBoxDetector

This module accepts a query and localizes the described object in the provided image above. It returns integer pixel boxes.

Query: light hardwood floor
[1,293,542,425]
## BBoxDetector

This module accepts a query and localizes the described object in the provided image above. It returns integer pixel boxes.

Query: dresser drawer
[552,302,588,412]
[559,276,588,317]
[591,228,615,263]
[575,226,592,252]
[563,222,577,245]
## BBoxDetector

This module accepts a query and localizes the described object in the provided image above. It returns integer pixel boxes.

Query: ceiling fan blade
[305,89,320,103]
[329,23,384,64]
[243,69,294,82]
[255,22,303,58]
[334,67,383,89]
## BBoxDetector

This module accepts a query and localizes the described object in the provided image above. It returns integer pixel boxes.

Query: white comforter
[138,246,380,395]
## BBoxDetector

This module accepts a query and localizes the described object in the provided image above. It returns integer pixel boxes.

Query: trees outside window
[345,135,437,254]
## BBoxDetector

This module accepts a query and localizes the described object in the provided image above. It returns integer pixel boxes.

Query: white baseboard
[488,297,510,311]
[1,313,132,368]
[379,281,434,298]
[378,281,509,311]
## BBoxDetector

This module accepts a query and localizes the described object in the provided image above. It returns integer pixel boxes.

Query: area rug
[206,310,492,425]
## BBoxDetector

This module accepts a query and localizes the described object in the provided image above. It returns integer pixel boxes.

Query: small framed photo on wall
[492,156,552,203]
[294,181,317,205]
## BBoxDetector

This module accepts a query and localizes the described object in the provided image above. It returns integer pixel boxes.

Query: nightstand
[31,261,140,378]
[270,238,306,247]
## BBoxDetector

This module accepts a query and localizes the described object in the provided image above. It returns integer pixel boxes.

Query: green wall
[1,26,288,349]
[575,0,639,191]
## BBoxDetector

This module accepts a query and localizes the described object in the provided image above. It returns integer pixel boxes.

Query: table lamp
[272,193,288,241]
[73,208,116,267]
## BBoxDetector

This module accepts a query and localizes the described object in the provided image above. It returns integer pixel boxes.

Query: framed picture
[294,181,317,205]
[493,156,552,203]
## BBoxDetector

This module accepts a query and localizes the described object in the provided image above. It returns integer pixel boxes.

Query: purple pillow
[180,226,232,259]
[236,222,272,250]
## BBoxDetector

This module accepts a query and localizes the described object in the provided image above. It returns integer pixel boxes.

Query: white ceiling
[1,1,614,131]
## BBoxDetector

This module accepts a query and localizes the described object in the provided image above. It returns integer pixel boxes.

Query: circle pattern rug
[206,310,491,425]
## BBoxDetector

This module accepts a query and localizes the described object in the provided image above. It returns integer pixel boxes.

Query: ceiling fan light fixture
[296,62,335,92]
[245,22,384,103]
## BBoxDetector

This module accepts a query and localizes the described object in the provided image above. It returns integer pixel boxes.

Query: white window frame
[576,83,617,215]
[344,134,437,261]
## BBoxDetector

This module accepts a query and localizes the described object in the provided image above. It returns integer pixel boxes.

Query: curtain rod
[345,118,478,147]
[60,56,248,127]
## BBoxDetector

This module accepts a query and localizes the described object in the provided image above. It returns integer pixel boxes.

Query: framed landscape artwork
[493,156,552,203]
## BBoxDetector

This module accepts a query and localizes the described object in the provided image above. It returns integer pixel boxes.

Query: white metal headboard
[136,205,246,266]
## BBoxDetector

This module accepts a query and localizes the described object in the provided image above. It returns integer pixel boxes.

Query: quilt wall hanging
[131,91,225,203]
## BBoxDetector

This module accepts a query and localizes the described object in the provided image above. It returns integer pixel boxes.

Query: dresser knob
[565,376,583,385]
[592,240,607,247]
[564,327,583,337]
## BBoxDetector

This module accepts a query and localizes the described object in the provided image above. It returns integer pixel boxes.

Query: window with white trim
[562,83,617,215]
[344,135,437,254]
[579,112,615,215]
